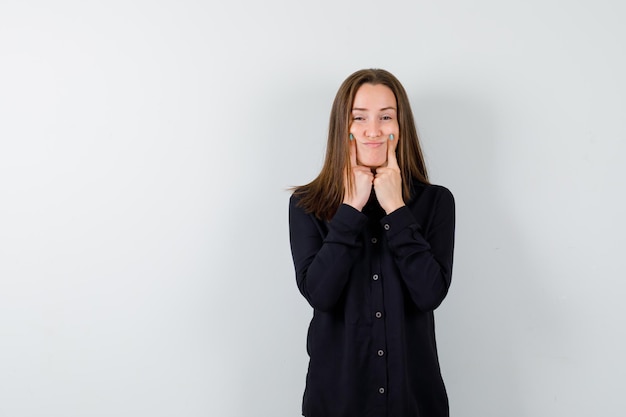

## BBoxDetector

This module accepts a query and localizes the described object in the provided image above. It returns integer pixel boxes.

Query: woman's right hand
[343,138,374,211]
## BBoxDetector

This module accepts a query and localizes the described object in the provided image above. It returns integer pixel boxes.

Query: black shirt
[289,180,455,417]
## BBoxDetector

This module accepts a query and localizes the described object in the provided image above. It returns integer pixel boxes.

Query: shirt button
[371,237,378,244]
[378,387,385,394]
[372,274,379,281]
[375,311,382,319]
[377,349,385,356]
[383,224,390,230]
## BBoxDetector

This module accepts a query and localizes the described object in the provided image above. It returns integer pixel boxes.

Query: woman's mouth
[361,142,385,148]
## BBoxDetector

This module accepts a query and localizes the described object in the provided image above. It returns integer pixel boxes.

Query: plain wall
[1,1,625,416]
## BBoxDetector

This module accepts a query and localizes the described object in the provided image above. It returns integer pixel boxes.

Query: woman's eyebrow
[352,106,397,111]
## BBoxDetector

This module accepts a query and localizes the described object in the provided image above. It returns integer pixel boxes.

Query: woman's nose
[365,120,382,138]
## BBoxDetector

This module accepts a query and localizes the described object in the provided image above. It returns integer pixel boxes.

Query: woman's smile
[362,141,385,147]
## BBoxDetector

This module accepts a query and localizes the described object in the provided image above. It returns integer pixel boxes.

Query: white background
[1,1,625,416]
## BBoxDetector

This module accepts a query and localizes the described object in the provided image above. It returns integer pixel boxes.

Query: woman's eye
[352,116,365,121]
[381,115,392,120]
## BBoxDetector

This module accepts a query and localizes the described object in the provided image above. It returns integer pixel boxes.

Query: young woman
[289,69,455,417]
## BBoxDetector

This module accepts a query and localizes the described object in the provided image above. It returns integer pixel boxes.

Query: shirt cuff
[331,203,368,233]
[380,205,422,239]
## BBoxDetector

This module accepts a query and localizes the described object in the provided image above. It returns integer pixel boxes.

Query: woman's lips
[361,142,385,148]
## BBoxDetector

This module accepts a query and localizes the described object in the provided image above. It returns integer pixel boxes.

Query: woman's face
[349,83,399,168]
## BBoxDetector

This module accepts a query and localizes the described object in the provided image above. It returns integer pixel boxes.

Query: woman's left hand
[373,135,405,214]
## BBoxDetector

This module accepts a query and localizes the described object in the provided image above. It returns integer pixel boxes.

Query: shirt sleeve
[381,186,455,311]
[289,196,368,311]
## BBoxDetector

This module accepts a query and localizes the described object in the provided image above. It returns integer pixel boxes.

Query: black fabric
[289,180,455,417]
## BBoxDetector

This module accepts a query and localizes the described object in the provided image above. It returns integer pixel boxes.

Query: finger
[349,135,358,167]
[386,133,399,169]
[354,166,374,177]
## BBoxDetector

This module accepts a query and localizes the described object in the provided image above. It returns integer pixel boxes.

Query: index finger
[387,133,399,169]
[349,136,358,167]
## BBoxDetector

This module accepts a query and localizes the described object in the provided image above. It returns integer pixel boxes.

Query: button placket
[367,219,387,409]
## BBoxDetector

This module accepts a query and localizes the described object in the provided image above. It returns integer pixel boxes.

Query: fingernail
[389,134,394,140]
[349,134,354,141]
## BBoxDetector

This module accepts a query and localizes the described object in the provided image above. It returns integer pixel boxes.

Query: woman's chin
[357,157,387,169]
[357,149,387,168]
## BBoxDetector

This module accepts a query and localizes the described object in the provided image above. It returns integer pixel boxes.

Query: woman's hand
[343,139,374,211]
[374,135,404,214]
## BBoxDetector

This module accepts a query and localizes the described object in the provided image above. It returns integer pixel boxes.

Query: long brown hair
[294,69,429,220]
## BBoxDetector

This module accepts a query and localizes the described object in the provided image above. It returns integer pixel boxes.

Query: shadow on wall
[416,92,570,416]
[214,78,336,416]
